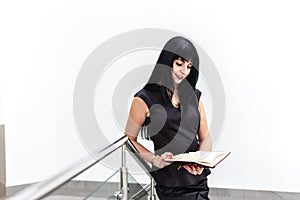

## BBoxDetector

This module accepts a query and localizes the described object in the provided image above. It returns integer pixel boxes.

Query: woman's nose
[181,64,189,74]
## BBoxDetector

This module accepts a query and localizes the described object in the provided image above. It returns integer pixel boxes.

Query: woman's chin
[174,80,183,85]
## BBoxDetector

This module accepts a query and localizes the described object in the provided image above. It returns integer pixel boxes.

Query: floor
[40,193,300,200]
[4,181,300,200]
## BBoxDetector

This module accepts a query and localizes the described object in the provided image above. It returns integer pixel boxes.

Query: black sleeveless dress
[134,85,211,200]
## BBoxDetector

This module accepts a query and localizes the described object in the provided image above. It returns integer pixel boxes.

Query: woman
[125,36,212,200]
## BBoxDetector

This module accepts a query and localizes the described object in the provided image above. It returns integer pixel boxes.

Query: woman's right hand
[151,152,173,168]
[183,163,204,175]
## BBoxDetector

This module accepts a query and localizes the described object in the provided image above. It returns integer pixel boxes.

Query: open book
[164,151,230,168]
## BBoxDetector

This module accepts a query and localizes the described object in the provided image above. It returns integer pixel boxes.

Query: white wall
[1,0,300,193]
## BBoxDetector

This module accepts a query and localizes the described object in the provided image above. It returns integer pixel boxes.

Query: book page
[165,151,230,168]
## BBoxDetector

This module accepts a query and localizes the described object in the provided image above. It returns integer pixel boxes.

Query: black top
[134,85,211,187]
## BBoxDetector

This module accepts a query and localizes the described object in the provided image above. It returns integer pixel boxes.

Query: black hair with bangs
[145,36,200,104]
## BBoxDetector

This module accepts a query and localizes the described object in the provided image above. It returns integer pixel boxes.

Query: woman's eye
[176,62,182,66]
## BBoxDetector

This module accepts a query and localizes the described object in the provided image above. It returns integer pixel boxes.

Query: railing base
[147,195,156,200]
[0,125,6,198]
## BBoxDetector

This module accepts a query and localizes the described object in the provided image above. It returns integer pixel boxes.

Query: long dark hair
[145,36,200,104]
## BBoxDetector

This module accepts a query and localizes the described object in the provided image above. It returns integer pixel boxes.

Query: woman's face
[171,58,193,85]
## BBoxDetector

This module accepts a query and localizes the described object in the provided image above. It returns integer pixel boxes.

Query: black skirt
[155,176,210,200]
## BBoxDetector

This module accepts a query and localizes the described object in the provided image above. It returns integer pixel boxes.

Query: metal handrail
[126,139,157,199]
[6,136,128,200]
[6,135,157,200]
[126,139,155,178]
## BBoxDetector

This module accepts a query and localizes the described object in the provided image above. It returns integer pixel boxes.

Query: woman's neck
[172,86,180,108]
[173,83,179,94]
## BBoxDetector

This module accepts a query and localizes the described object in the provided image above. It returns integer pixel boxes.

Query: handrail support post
[119,145,128,200]
[147,177,156,200]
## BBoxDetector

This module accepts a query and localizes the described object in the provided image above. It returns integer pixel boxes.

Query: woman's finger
[195,165,204,175]
[190,165,195,173]
[161,152,173,159]
[191,165,199,175]
[183,164,192,172]
[162,161,171,167]
[183,164,195,175]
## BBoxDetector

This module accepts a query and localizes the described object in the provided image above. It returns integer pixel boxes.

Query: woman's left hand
[183,164,204,175]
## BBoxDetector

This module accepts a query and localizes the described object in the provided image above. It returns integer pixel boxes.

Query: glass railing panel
[82,169,120,200]
[81,171,148,200]
[6,136,156,200]
[127,172,148,200]
[40,148,150,200]
[41,148,124,200]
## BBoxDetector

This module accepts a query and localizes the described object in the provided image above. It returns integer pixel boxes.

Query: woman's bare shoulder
[131,97,149,113]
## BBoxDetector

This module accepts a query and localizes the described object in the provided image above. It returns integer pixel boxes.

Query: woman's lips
[176,74,184,80]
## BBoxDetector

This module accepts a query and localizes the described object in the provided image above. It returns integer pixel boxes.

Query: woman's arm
[183,99,212,175]
[198,99,212,151]
[125,97,172,168]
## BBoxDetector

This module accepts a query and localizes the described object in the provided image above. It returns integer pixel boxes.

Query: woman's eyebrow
[177,57,193,65]
[185,60,193,65]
